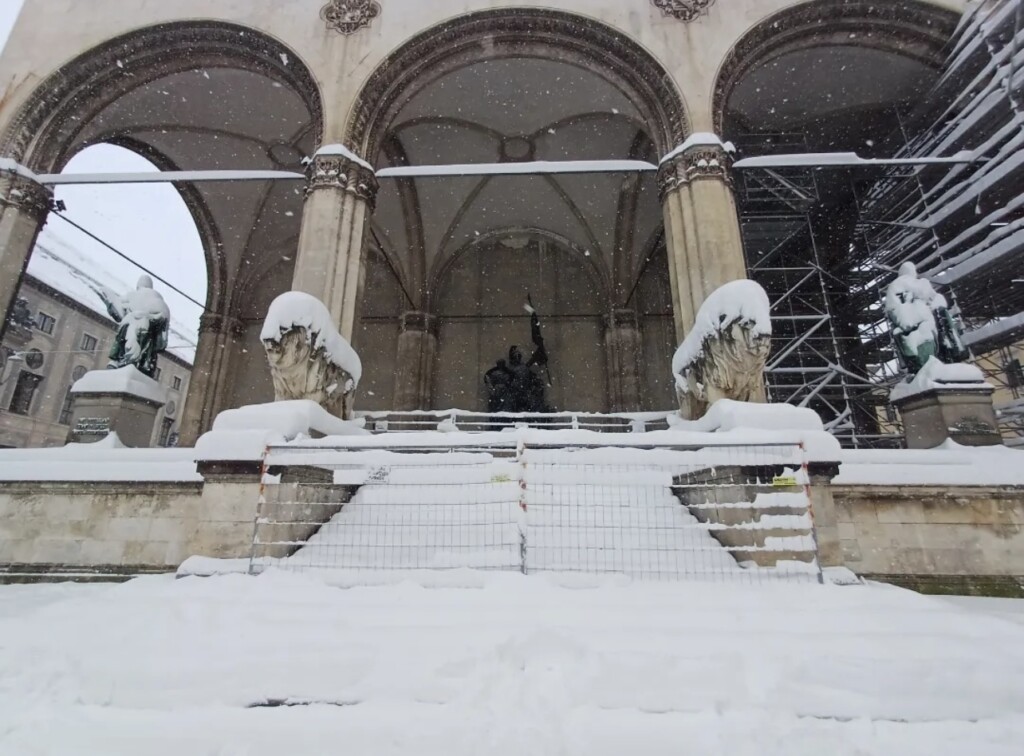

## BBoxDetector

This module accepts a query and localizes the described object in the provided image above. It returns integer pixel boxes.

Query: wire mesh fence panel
[251,443,822,583]
[521,445,820,583]
[251,453,523,574]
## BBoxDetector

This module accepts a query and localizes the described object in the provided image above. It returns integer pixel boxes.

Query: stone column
[604,308,643,412]
[177,312,244,446]
[658,136,747,340]
[292,146,378,341]
[392,311,437,411]
[0,167,51,341]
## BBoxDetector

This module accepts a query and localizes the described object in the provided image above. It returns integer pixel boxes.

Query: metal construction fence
[249,442,823,584]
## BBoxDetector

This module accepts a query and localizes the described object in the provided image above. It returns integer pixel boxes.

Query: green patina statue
[884,262,969,374]
[95,275,170,379]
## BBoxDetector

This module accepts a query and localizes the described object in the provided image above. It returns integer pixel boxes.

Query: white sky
[1,0,208,359]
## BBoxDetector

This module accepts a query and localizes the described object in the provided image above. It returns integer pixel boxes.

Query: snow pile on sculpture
[885,261,970,376]
[261,291,362,419]
[673,279,772,419]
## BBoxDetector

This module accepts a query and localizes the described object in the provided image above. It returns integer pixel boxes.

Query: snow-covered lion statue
[261,292,362,420]
[673,280,772,420]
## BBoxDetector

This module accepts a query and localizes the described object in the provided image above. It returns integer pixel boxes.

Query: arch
[428,227,612,314]
[1,20,323,172]
[83,136,226,316]
[346,8,690,160]
[712,0,960,134]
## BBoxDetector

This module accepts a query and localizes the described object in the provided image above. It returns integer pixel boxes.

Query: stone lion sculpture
[261,292,362,420]
[673,280,772,420]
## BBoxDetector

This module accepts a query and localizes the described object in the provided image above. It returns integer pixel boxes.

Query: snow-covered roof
[25,227,198,365]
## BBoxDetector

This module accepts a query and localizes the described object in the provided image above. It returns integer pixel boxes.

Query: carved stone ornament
[657,144,733,198]
[674,280,772,420]
[304,153,379,206]
[0,171,52,222]
[651,0,717,22]
[264,327,358,420]
[321,0,381,35]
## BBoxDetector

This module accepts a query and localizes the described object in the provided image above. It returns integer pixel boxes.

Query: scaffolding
[734,0,1024,448]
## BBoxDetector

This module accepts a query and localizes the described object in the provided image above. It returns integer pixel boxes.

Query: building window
[158,417,175,447]
[58,388,74,425]
[153,367,162,381]
[71,365,88,382]
[36,312,55,335]
[24,349,44,370]
[8,372,43,415]
[81,334,98,352]
[172,376,182,391]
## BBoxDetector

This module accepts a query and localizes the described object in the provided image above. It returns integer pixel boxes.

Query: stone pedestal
[893,387,1002,449]
[67,368,168,447]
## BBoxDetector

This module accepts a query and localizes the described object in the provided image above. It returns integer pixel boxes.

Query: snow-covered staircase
[254,448,820,582]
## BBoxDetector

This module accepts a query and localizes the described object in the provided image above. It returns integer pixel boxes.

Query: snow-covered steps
[250,447,821,582]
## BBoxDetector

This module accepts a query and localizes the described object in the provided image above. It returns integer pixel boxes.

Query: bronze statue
[95,275,170,379]
[484,297,552,414]
[884,262,969,374]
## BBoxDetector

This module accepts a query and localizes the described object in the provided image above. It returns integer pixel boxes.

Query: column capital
[657,137,734,199]
[400,310,438,336]
[304,149,378,207]
[0,168,52,223]
[199,312,244,336]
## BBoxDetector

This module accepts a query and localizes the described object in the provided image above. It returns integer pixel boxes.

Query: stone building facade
[0,0,967,444]
[0,274,192,449]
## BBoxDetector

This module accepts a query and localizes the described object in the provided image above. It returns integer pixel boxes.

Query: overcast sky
[1,0,207,357]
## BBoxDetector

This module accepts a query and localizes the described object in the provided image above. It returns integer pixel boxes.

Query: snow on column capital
[261,291,362,420]
[303,143,378,206]
[672,279,771,420]
[657,132,736,198]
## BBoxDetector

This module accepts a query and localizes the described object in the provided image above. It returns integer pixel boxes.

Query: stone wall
[0,480,244,579]
[834,485,1024,590]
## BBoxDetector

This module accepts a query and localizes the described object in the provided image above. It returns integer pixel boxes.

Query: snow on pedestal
[66,366,168,447]
[890,357,1001,449]
[71,365,169,405]
[260,291,362,420]
[672,279,772,419]
[889,357,988,403]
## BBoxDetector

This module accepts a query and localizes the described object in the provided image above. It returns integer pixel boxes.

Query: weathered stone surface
[893,387,1001,449]
[264,327,357,420]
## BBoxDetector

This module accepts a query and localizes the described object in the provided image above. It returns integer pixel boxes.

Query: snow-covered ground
[1,572,1022,754]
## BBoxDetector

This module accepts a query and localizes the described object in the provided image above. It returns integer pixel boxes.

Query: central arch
[347,9,688,413]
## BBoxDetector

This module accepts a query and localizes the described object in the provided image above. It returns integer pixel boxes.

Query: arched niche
[1,20,325,437]
[433,232,608,413]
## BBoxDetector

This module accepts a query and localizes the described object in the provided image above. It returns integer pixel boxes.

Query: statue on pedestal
[95,275,170,379]
[484,298,552,414]
[884,262,969,374]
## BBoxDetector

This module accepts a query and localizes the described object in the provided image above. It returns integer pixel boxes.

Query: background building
[0,233,193,448]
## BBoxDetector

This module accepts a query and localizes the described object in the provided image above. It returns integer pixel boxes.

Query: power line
[49,210,209,311]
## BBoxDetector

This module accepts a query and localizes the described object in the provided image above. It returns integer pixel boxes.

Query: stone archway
[0,21,325,443]
[712,0,959,135]
[341,8,689,412]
